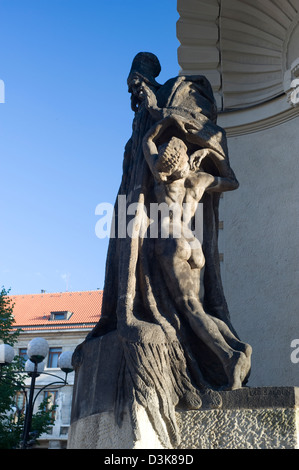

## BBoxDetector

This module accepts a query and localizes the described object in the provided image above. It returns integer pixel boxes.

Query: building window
[43,390,57,420]
[50,311,73,321]
[47,347,62,368]
[15,391,26,412]
[19,348,28,365]
[13,391,26,424]
[60,426,69,435]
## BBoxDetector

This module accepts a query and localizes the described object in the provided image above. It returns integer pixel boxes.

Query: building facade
[10,290,102,449]
[177,0,299,387]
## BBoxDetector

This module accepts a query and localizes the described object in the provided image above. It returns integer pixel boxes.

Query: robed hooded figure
[76,53,251,447]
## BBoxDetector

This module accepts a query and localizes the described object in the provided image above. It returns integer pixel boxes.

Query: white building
[177,0,299,387]
[10,290,102,449]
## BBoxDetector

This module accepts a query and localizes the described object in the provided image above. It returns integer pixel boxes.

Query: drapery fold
[80,65,251,446]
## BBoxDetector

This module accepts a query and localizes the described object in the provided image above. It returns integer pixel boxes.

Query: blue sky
[0,0,180,295]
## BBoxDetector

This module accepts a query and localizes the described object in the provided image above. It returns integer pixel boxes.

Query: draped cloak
[83,75,249,447]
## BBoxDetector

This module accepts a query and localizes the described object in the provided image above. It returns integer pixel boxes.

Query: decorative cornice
[177,0,299,114]
[177,0,222,107]
[218,95,299,136]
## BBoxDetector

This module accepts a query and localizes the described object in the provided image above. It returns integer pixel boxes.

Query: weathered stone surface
[68,407,165,450]
[70,332,121,423]
[68,385,299,449]
[177,407,299,449]
[216,386,299,410]
[71,52,252,448]
[69,331,298,449]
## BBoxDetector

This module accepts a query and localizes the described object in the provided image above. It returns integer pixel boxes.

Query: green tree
[0,287,56,448]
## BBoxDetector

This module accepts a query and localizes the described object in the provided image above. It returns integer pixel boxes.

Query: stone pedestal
[176,388,299,449]
[67,333,299,449]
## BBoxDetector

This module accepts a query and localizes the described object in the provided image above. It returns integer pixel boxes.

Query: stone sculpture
[74,52,252,447]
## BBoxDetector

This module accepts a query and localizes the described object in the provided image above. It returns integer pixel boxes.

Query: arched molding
[218,95,299,136]
[177,0,299,115]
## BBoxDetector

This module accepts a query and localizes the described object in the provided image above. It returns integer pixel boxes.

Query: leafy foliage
[0,287,19,345]
[0,287,56,448]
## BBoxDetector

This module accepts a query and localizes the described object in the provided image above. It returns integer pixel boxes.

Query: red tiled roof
[9,290,103,330]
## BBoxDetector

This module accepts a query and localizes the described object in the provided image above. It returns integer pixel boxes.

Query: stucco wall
[219,115,299,387]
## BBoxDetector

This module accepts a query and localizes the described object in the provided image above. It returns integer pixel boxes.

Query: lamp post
[0,338,74,449]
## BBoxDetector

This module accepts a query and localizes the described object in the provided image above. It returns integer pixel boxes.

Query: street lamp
[0,343,15,364]
[0,338,74,449]
[27,337,49,364]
